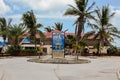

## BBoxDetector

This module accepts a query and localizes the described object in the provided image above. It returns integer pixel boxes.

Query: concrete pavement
[0,56,120,80]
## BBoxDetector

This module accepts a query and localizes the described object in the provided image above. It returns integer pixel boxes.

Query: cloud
[7,12,76,21]
[112,37,120,47]
[6,0,76,20]
[0,0,11,15]
[109,6,120,47]
[111,11,120,47]
[7,14,22,19]
[111,10,120,30]
[110,6,120,30]
[106,6,120,47]
[12,5,20,11]
[8,0,75,11]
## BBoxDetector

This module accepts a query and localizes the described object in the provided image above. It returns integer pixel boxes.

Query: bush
[7,45,22,56]
[22,49,37,53]
[7,45,37,56]
[107,46,118,55]
[7,45,38,56]
[19,49,37,56]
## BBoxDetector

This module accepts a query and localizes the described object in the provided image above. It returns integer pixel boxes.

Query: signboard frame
[52,32,65,58]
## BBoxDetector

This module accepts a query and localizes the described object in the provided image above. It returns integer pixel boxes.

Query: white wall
[43,45,52,54]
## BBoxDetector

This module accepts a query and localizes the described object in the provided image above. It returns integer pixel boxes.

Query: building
[7,30,109,55]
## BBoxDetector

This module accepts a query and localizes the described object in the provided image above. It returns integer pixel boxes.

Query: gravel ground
[0,56,120,80]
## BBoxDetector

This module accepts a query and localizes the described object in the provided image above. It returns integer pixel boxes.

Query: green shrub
[7,45,22,56]
[7,46,38,56]
[107,46,118,55]
[22,49,37,53]
[21,49,38,56]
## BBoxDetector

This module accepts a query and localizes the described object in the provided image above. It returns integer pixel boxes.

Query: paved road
[0,56,120,80]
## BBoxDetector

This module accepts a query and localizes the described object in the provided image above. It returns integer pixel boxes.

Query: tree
[66,31,94,59]
[7,24,27,45]
[53,23,63,31]
[0,17,12,43]
[44,26,53,32]
[89,5,120,54]
[53,22,68,32]
[65,35,76,48]
[64,0,95,44]
[22,10,44,49]
[44,22,68,32]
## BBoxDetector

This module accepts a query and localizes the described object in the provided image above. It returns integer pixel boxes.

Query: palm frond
[75,0,84,12]
[35,23,43,28]
[88,23,99,30]
[95,8,101,20]
[85,0,88,9]
[64,8,80,16]
[109,33,120,38]
[86,2,95,12]
[63,29,68,32]
[44,26,53,32]
[37,30,45,40]
[53,22,63,31]
[8,18,12,27]
[93,33,99,40]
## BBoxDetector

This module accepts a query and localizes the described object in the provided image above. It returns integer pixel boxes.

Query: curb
[117,70,120,80]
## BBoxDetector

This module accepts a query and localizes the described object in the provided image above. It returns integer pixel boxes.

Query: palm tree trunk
[76,50,78,60]
[77,50,79,60]
[76,18,84,59]
[34,30,37,50]
[98,41,102,56]
[77,17,84,43]
[15,37,18,45]
[34,36,37,50]
[99,42,101,55]
[74,49,77,60]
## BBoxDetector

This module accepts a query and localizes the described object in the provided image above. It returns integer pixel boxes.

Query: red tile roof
[21,30,95,39]
[44,31,95,39]
[44,30,61,38]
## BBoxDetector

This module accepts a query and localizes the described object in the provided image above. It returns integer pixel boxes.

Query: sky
[0,0,120,47]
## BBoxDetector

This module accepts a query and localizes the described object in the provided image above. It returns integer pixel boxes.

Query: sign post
[52,32,65,58]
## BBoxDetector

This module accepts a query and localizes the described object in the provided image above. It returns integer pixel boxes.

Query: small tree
[72,42,85,60]
[65,35,76,48]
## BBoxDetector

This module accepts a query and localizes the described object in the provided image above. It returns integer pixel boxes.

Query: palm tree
[65,31,94,60]
[64,0,95,43]
[22,10,44,49]
[0,18,12,43]
[44,26,53,32]
[53,22,68,32]
[72,43,82,60]
[89,5,120,54]
[53,22,63,31]
[7,24,27,45]
[73,31,95,60]
[65,35,76,47]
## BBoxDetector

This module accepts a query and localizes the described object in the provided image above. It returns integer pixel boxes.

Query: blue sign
[52,32,65,53]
